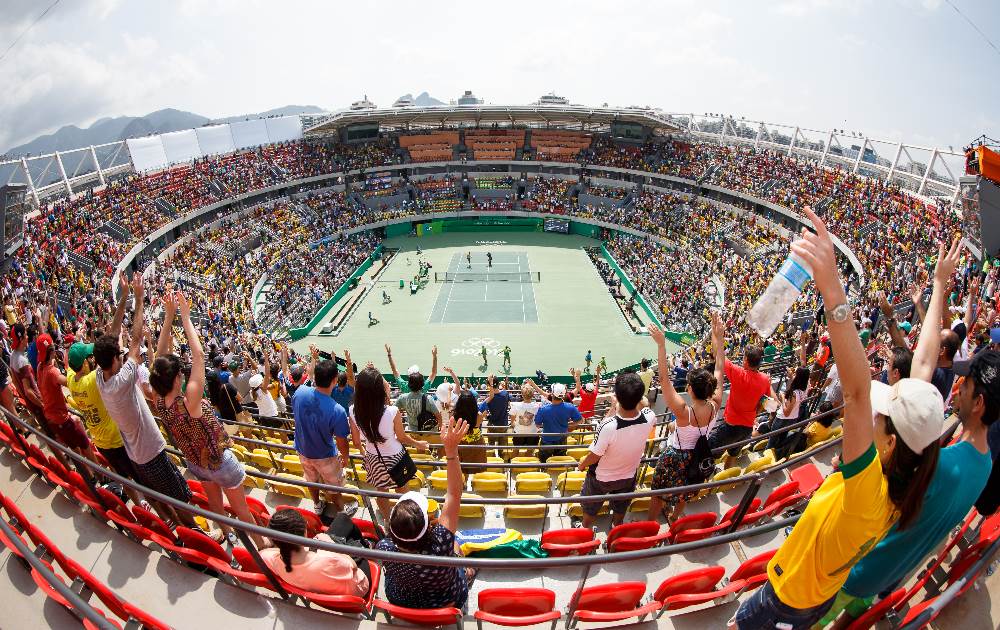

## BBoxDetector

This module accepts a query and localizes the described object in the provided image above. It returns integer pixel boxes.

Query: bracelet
[445,456,458,461]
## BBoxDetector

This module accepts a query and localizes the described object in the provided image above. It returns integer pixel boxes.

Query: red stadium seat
[571,582,660,625]
[900,597,938,628]
[131,505,176,544]
[789,463,824,496]
[282,560,381,616]
[667,511,718,541]
[275,504,323,537]
[474,587,561,628]
[540,528,601,557]
[653,566,743,613]
[729,549,777,592]
[162,527,231,567]
[843,588,905,630]
[375,599,463,628]
[605,520,665,552]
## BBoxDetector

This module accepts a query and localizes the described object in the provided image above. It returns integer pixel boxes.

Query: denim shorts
[186,448,246,489]
[730,580,835,629]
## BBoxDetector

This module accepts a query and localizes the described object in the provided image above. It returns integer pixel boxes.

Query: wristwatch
[825,303,850,323]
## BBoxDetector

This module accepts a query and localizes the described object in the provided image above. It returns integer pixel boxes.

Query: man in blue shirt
[533,383,582,462]
[330,349,356,411]
[478,375,511,451]
[293,356,352,515]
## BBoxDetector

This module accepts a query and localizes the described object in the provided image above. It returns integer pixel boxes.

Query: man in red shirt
[572,366,604,420]
[708,345,775,468]
[35,334,96,461]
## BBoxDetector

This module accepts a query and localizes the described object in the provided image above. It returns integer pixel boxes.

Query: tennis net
[434,271,541,283]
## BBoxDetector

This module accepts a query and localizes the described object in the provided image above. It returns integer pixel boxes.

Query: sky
[0,0,997,156]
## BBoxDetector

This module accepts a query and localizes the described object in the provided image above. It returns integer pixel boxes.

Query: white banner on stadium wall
[264,115,303,144]
[160,129,202,164]
[126,136,169,172]
[230,119,270,150]
[195,124,236,156]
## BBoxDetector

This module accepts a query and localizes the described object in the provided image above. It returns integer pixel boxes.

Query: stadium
[1,7,1000,628]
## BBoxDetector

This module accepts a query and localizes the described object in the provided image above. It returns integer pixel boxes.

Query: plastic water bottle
[745,254,813,339]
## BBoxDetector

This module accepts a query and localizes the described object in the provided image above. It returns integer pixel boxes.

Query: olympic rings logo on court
[452,337,504,356]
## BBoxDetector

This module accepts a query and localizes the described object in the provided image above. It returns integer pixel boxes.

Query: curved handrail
[0,516,118,629]
[3,405,806,570]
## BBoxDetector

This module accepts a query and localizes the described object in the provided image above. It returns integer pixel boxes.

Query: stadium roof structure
[303,104,685,135]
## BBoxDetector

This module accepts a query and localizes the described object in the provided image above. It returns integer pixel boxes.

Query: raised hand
[441,418,469,455]
[175,290,190,319]
[933,236,963,286]
[646,322,666,346]
[162,291,178,318]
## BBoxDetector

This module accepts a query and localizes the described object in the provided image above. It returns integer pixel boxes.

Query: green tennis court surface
[429,252,539,324]
[292,232,677,376]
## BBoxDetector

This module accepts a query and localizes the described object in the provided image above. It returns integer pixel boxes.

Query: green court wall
[288,243,384,340]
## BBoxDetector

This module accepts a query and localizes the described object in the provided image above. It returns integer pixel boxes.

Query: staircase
[100,220,132,243]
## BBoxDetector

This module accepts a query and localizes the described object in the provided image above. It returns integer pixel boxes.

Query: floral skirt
[651,446,694,511]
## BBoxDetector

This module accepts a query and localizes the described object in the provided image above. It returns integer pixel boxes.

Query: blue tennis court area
[428,251,539,324]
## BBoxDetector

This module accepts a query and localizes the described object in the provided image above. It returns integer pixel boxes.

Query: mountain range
[4,105,326,158]
[5,93,451,158]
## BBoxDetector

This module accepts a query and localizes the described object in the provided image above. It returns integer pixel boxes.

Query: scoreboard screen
[1,184,27,256]
[543,218,570,234]
[611,121,646,140]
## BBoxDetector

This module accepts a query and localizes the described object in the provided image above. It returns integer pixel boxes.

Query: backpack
[685,405,716,484]
[415,394,437,431]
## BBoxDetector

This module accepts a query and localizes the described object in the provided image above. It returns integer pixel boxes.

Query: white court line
[429,252,460,324]
[519,252,526,323]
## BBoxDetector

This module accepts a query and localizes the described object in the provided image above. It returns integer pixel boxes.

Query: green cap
[68,342,95,371]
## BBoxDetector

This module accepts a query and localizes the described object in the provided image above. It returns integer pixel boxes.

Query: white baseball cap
[551,383,567,398]
[435,382,457,404]
[870,379,945,454]
[584,382,595,392]
[248,374,264,389]
[407,365,421,375]
[389,491,429,542]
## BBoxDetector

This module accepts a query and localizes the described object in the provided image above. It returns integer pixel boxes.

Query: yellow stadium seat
[167,452,184,468]
[471,472,508,493]
[638,467,655,487]
[511,456,541,473]
[405,470,427,490]
[629,496,651,513]
[354,466,369,485]
[428,470,451,490]
[713,466,744,492]
[504,495,547,519]
[241,465,266,489]
[828,426,843,440]
[459,494,486,518]
[231,444,250,461]
[266,475,310,499]
[555,471,586,494]
[250,449,275,470]
[515,472,553,494]
[544,455,577,474]
[567,448,591,461]
[410,453,436,474]
[743,453,775,475]
[568,496,609,518]
[486,457,505,473]
[278,454,304,475]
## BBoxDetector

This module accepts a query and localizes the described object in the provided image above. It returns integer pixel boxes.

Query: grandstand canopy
[304,104,684,136]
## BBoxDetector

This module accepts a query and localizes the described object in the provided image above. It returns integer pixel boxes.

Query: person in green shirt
[597,356,607,374]
[502,345,511,371]
[481,344,488,367]
[762,343,777,362]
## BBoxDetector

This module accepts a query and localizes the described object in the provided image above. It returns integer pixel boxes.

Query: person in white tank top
[348,367,429,519]
[647,314,726,524]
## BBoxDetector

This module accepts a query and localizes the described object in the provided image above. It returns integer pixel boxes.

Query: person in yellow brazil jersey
[729,208,948,629]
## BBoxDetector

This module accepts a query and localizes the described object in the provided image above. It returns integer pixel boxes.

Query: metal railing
[7,400,988,628]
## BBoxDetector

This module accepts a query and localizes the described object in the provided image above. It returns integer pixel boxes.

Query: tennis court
[294,231,674,376]
[428,251,539,324]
